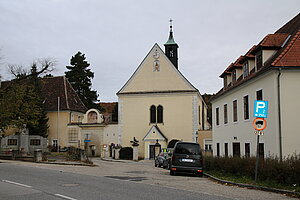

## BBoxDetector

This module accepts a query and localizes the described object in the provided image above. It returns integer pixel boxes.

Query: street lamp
[154,140,161,159]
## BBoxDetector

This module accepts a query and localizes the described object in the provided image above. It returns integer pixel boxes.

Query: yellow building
[1,76,119,157]
[43,77,115,156]
[41,76,88,150]
[117,24,210,159]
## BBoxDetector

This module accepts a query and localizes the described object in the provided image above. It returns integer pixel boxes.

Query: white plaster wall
[280,70,300,156]
[212,70,280,157]
[103,124,119,146]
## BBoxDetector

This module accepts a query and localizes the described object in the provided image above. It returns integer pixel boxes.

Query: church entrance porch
[149,145,155,159]
[143,125,167,160]
[148,142,161,160]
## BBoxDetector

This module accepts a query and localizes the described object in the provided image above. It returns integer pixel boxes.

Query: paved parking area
[0,158,298,200]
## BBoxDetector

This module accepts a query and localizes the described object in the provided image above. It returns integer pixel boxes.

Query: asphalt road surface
[0,159,297,200]
[0,163,230,200]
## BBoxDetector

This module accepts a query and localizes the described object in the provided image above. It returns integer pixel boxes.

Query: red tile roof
[99,102,118,124]
[41,76,87,113]
[251,33,290,54]
[1,76,88,113]
[219,63,233,78]
[219,56,243,77]
[260,33,289,47]
[213,13,300,101]
[233,56,243,67]
[99,102,117,115]
[220,46,257,77]
[272,30,300,67]
[240,45,256,61]
[276,13,300,35]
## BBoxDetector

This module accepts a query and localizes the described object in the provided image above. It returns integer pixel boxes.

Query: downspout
[277,68,283,161]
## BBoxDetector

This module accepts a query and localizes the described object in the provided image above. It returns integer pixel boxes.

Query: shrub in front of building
[204,155,300,190]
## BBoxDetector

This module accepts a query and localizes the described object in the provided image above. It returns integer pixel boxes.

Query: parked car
[162,148,173,169]
[162,152,172,169]
[169,142,203,176]
[155,152,169,167]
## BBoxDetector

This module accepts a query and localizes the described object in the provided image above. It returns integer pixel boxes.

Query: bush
[204,155,300,187]
[67,146,82,160]
[119,147,133,160]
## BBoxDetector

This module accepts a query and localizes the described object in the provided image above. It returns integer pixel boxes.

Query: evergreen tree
[65,52,98,109]
[0,64,49,137]
[26,64,49,137]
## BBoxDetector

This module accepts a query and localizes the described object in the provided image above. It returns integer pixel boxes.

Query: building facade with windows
[117,25,210,159]
[211,14,300,159]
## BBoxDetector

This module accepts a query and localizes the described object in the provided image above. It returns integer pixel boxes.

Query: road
[0,159,297,200]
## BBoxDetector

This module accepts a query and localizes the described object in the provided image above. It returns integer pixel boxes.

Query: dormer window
[256,51,263,70]
[243,61,249,78]
[223,76,228,88]
[232,70,236,83]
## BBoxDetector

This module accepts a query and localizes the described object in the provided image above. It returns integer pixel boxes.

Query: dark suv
[170,142,203,176]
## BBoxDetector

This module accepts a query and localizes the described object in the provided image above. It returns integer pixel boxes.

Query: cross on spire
[165,18,179,69]
[169,19,173,32]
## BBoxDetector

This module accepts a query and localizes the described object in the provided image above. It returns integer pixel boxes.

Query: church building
[117,22,210,159]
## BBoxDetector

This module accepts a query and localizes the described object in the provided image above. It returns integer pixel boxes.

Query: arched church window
[157,105,163,123]
[150,105,156,123]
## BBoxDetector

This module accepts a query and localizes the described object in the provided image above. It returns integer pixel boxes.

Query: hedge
[204,155,300,186]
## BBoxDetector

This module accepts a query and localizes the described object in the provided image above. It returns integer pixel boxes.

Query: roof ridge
[64,77,88,111]
[275,13,300,34]
[63,76,70,110]
[272,29,300,66]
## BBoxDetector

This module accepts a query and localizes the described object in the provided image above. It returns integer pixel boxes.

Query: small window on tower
[169,47,174,57]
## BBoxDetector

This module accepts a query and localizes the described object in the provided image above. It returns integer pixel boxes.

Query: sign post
[254,133,260,182]
[253,100,268,182]
[84,134,91,161]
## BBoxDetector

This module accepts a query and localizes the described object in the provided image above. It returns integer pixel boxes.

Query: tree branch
[8,58,56,80]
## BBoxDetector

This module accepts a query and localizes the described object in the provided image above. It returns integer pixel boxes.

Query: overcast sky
[0,0,299,102]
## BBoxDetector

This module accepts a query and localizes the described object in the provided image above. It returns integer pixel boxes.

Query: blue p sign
[253,100,268,118]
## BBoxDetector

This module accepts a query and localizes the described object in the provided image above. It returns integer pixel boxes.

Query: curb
[204,173,300,197]
[0,159,95,167]
[100,158,127,163]
[42,161,96,167]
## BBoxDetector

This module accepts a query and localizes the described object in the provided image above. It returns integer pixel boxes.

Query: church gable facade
[117,25,209,159]
[118,44,197,94]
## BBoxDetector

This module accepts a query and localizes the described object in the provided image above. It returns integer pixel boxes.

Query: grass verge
[206,170,300,195]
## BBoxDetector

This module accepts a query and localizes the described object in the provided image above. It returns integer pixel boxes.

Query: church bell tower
[164,19,179,69]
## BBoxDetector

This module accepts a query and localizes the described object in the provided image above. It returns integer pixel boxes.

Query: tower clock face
[153,49,160,59]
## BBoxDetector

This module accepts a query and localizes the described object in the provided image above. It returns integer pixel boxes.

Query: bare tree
[8,58,56,79]
[8,64,28,78]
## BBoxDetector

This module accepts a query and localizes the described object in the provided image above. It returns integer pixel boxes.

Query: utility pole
[57,96,60,152]
[255,134,260,182]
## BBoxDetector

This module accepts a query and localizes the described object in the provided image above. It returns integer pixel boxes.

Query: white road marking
[55,193,78,200]
[2,179,32,188]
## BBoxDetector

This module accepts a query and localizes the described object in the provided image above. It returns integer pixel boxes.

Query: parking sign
[253,100,268,118]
